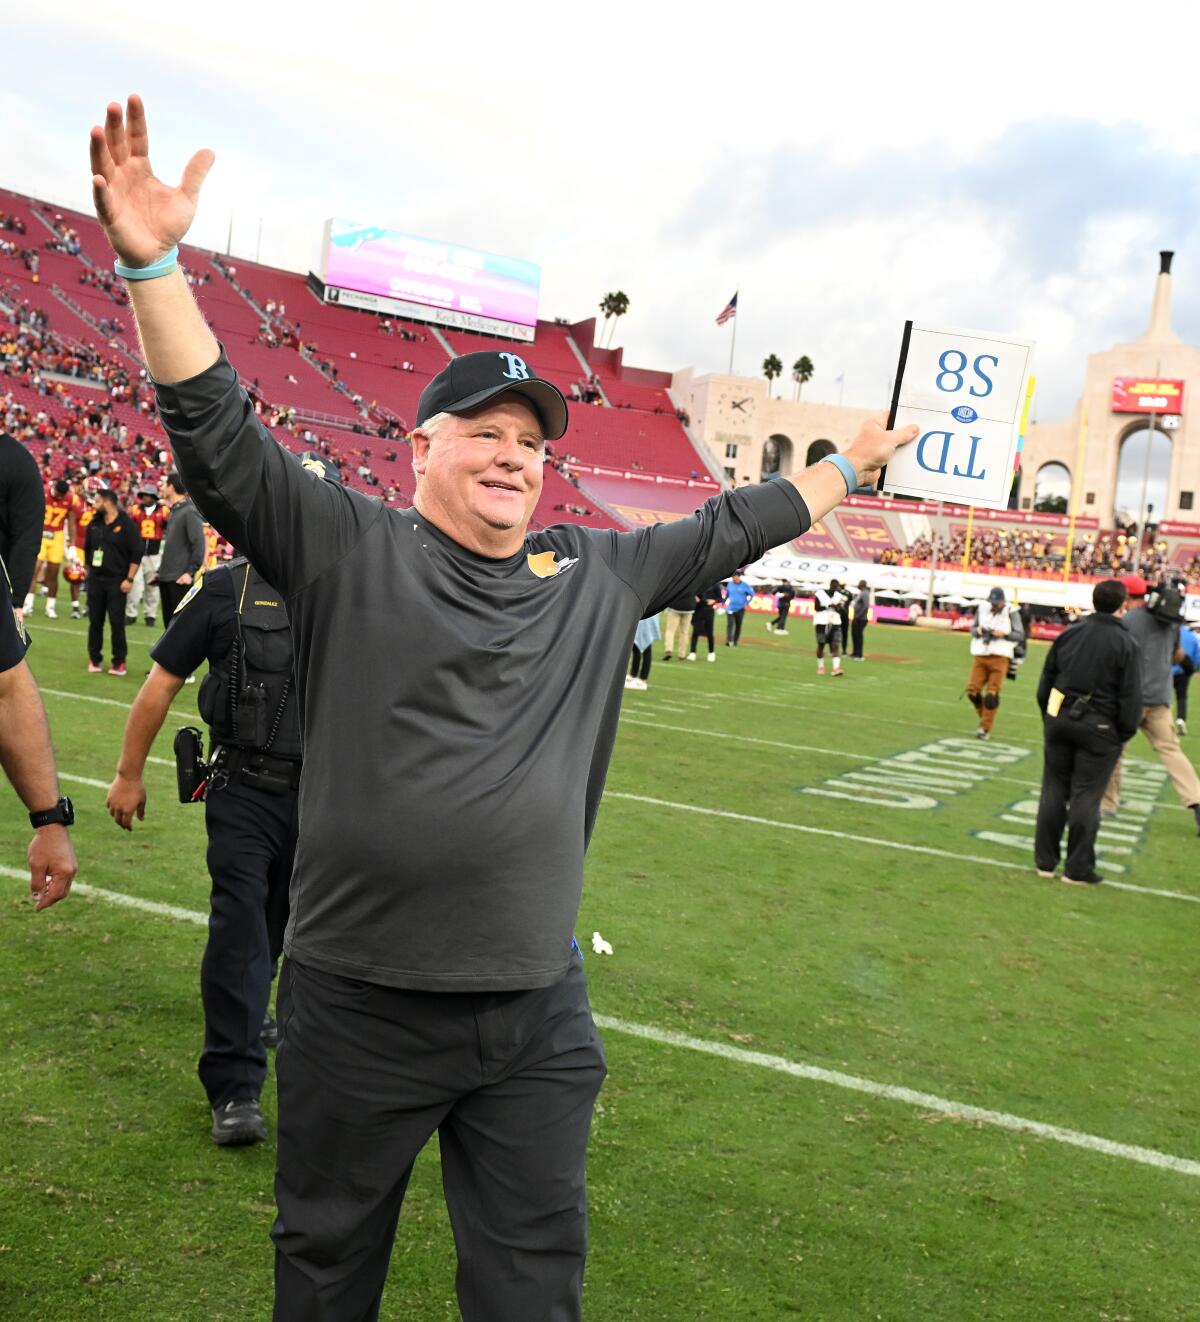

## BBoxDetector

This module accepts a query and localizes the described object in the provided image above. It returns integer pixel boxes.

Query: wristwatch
[29,796,74,829]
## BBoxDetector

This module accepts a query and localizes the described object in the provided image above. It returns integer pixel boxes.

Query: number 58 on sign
[880,322,1035,511]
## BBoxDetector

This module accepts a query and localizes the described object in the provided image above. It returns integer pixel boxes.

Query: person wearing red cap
[1102,575,1200,832]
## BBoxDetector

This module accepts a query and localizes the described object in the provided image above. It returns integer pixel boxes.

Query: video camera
[1146,582,1186,624]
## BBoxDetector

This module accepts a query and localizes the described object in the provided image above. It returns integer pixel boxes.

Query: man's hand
[90,94,214,267]
[177,572,193,585]
[844,416,920,483]
[120,580,133,594]
[107,773,147,831]
[29,825,77,911]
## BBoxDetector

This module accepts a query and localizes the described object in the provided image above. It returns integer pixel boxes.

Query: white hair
[417,411,451,439]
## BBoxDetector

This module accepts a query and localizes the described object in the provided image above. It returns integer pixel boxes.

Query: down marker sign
[881,322,1035,511]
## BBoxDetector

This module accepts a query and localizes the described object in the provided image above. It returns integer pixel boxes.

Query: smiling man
[89,95,916,1322]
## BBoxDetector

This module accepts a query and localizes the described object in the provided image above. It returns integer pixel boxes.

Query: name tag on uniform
[1046,688,1065,718]
[92,549,104,568]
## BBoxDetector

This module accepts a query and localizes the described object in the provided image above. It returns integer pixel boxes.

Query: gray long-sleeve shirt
[156,350,811,991]
[157,497,207,581]
[1123,606,1180,707]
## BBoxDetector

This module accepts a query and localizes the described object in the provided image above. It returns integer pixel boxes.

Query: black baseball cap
[416,350,568,440]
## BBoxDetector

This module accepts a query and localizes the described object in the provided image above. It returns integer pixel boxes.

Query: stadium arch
[1114,419,1173,529]
[801,438,834,468]
[1032,461,1071,514]
[761,434,795,478]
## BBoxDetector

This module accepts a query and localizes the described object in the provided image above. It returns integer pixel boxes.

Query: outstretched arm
[785,418,918,526]
[89,95,218,383]
[107,663,187,831]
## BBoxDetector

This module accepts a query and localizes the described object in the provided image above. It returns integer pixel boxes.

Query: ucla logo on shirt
[498,353,530,381]
[527,551,579,580]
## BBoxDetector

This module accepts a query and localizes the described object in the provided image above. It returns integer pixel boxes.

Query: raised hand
[89,94,214,268]
[845,416,919,481]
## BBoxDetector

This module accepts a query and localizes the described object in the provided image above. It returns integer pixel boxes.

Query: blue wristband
[114,246,180,281]
[818,452,858,496]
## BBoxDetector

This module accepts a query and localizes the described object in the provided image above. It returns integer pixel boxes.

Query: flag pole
[728,307,738,376]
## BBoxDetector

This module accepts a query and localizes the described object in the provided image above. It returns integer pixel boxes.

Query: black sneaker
[211,1098,268,1147]
[1062,873,1104,886]
[1191,804,1200,837]
[261,1015,279,1049]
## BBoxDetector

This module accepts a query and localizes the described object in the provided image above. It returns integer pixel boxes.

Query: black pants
[690,608,714,654]
[725,609,745,645]
[1176,672,1192,723]
[87,578,127,665]
[159,579,189,624]
[1034,712,1124,879]
[851,617,867,659]
[271,956,607,1321]
[629,645,651,681]
[772,605,791,630]
[199,775,297,1109]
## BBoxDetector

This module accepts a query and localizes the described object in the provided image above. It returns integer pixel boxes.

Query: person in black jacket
[83,488,143,675]
[156,471,207,623]
[0,432,45,611]
[767,580,794,634]
[1033,578,1143,886]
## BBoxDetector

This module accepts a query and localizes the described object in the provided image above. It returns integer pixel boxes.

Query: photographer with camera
[104,453,334,1146]
[966,587,1016,739]
[1033,579,1142,886]
[1101,575,1200,834]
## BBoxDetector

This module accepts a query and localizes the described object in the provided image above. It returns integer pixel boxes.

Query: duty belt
[211,745,302,794]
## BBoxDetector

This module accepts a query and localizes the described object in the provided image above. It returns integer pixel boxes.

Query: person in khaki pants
[966,587,1015,740]
[1102,575,1200,834]
[661,586,695,660]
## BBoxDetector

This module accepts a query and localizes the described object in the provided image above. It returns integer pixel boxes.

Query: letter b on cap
[499,352,530,380]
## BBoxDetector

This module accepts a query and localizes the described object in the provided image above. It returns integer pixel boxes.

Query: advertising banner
[881,322,1035,510]
[1111,377,1185,414]
[321,219,540,333]
[837,512,897,560]
[791,519,846,558]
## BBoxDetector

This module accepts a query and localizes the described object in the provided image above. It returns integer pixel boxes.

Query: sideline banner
[881,322,1035,510]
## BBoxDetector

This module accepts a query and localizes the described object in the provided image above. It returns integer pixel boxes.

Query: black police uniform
[1033,611,1143,881]
[151,557,300,1111]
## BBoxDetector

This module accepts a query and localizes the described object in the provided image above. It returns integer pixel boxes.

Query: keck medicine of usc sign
[1111,377,1185,413]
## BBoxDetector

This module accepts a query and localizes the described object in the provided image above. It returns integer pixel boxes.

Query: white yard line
[39,687,193,721]
[4,863,1195,1181]
[28,623,154,648]
[605,792,1200,904]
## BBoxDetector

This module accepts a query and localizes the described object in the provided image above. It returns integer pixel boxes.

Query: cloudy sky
[8,1,1200,420]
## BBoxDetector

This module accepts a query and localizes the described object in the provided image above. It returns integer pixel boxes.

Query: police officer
[1033,578,1143,886]
[104,454,333,1145]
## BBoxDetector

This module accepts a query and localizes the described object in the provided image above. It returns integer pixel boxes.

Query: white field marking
[5,862,1195,1183]
[593,1014,1200,1179]
[39,687,192,722]
[29,623,153,649]
[606,792,1200,903]
[59,772,112,791]
[0,866,206,924]
[618,715,1186,812]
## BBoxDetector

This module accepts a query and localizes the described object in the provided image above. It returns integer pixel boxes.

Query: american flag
[716,292,737,326]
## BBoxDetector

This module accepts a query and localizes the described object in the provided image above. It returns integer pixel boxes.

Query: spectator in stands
[688,583,723,662]
[767,580,794,634]
[967,588,1016,740]
[722,571,754,647]
[850,580,871,659]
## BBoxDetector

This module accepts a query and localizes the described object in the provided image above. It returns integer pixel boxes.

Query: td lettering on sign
[881,323,1035,511]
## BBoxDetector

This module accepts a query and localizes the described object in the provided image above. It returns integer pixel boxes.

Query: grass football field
[2,605,1198,1320]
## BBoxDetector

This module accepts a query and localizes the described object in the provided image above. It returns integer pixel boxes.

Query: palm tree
[762,353,783,397]
[597,292,617,345]
[604,291,630,347]
[792,355,814,401]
